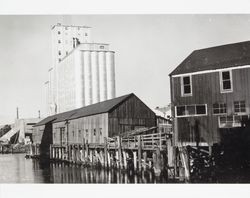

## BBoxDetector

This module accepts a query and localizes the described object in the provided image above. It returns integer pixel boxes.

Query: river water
[0,154,170,183]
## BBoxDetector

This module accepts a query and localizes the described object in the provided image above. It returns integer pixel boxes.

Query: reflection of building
[46,23,116,115]
[33,93,156,152]
[170,41,250,146]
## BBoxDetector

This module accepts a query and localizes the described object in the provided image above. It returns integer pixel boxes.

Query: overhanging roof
[170,41,250,76]
[35,93,133,127]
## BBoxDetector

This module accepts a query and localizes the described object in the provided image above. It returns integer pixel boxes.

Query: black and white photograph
[1,1,250,195]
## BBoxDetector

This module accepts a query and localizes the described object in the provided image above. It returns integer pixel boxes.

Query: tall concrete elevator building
[46,23,116,115]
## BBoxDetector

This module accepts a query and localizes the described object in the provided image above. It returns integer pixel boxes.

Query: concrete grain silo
[48,24,116,115]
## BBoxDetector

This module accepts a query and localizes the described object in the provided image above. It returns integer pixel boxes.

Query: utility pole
[16,107,19,119]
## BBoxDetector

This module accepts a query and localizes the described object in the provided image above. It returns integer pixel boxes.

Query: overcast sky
[1,15,250,125]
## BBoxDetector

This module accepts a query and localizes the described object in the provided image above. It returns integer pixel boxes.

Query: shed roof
[35,93,133,126]
[170,41,250,76]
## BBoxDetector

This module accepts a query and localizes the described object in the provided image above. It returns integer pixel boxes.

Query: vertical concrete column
[91,51,100,104]
[84,51,92,106]
[98,51,107,102]
[106,51,116,99]
[75,50,84,108]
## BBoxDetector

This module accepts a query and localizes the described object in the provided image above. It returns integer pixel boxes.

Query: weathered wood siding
[33,125,45,144]
[171,67,250,145]
[108,95,156,137]
[52,113,109,144]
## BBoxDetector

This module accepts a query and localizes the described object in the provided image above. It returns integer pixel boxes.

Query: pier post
[123,151,127,169]
[107,151,111,168]
[82,140,85,162]
[30,144,33,156]
[133,151,137,171]
[86,142,89,161]
[104,137,108,168]
[49,144,52,159]
[118,136,123,168]
[138,136,142,171]
[143,151,147,170]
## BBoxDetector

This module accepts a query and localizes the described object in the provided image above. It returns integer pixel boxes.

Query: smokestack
[16,107,19,119]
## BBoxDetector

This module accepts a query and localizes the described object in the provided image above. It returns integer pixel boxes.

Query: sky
[1,14,250,125]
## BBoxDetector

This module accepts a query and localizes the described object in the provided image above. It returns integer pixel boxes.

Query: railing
[107,131,171,150]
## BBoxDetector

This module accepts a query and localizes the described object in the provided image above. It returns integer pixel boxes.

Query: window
[234,101,246,113]
[176,104,207,117]
[85,33,88,36]
[58,51,61,55]
[219,115,248,128]
[93,129,96,136]
[220,70,233,93]
[60,128,65,144]
[100,45,104,49]
[58,31,61,34]
[85,129,88,137]
[213,103,227,114]
[58,58,61,62]
[100,128,102,136]
[58,40,61,44]
[181,75,192,96]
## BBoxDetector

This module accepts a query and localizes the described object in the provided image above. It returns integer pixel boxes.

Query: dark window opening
[221,71,232,92]
[234,101,246,113]
[213,103,227,114]
[182,76,192,95]
[177,106,186,116]
[196,105,206,115]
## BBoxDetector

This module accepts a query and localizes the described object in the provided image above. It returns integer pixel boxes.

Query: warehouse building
[169,40,250,146]
[33,93,156,156]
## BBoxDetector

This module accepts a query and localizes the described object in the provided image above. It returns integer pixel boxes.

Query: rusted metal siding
[52,113,109,144]
[108,95,156,137]
[171,67,250,145]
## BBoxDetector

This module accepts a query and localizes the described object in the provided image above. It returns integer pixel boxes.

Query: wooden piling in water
[138,136,142,171]
[133,151,137,170]
[117,136,123,168]
[143,151,147,170]
[104,137,108,168]
[123,151,127,169]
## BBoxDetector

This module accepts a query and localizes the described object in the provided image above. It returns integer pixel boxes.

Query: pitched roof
[35,93,133,126]
[170,41,250,76]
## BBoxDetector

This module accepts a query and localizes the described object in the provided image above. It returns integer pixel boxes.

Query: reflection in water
[0,154,168,183]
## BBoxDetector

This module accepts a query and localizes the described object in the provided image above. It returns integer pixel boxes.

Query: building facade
[170,41,250,146]
[33,93,156,156]
[46,24,116,115]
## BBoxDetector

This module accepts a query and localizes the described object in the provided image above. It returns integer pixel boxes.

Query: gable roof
[35,93,133,126]
[170,41,250,76]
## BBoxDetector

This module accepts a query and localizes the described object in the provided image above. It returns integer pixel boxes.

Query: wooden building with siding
[169,41,250,146]
[33,93,156,155]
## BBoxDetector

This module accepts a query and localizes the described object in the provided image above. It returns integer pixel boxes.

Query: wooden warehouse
[169,41,250,147]
[33,93,156,156]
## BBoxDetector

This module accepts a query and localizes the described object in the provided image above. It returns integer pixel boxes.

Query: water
[0,154,169,183]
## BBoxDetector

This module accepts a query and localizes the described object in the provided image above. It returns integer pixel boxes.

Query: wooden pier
[27,131,173,177]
